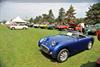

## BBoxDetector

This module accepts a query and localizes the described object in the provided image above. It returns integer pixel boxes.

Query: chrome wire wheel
[57,49,68,62]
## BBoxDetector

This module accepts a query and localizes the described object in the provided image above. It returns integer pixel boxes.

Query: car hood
[46,35,75,43]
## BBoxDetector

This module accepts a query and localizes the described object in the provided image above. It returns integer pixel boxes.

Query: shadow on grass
[40,50,57,63]
[80,61,97,67]
[39,49,87,63]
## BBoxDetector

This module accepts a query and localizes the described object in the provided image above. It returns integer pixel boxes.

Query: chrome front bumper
[40,44,49,54]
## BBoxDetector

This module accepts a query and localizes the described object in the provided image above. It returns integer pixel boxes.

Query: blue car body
[38,31,94,61]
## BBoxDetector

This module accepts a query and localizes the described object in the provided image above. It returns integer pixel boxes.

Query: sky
[0,0,100,21]
[1,0,100,3]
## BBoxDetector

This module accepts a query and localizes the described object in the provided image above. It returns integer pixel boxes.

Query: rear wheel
[87,42,93,50]
[57,49,69,62]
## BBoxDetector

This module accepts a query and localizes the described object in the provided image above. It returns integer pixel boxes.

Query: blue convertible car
[38,31,94,62]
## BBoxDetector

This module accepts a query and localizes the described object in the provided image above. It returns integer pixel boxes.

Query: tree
[48,9,55,20]
[33,16,39,23]
[2,20,6,24]
[86,3,100,24]
[48,9,55,23]
[38,16,42,23]
[29,17,34,23]
[65,5,76,22]
[56,7,65,24]
[33,16,43,23]
[42,14,49,22]
[76,18,85,24]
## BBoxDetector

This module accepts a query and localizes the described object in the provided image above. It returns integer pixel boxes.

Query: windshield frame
[59,31,85,38]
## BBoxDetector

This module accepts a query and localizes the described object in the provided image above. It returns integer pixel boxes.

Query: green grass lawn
[0,25,100,67]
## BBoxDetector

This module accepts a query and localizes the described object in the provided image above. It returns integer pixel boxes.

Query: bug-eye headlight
[51,41,56,46]
[40,38,47,43]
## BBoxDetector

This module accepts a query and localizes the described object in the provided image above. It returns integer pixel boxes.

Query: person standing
[97,29,100,41]
[80,22,85,33]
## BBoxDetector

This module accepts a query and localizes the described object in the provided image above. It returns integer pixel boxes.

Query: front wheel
[11,27,15,30]
[87,42,93,50]
[57,49,69,62]
[23,27,27,30]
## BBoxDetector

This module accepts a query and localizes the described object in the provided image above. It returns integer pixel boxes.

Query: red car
[56,25,69,30]
[96,58,100,67]
[68,22,78,28]
[97,29,100,41]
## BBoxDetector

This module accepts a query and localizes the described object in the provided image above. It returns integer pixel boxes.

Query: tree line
[29,5,76,25]
[28,2,100,25]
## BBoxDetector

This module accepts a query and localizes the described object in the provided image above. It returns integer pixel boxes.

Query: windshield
[60,31,74,36]
[59,31,84,38]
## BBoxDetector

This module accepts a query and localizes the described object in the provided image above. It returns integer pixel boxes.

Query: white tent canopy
[11,16,26,23]
[5,20,11,24]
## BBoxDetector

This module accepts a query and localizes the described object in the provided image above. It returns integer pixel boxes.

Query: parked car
[47,24,55,29]
[95,23,100,30]
[39,24,48,29]
[38,31,94,62]
[27,23,34,27]
[68,22,78,28]
[85,25,96,35]
[56,25,69,31]
[9,24,28,30]
[96,58,100,67]
[33,24,40,28]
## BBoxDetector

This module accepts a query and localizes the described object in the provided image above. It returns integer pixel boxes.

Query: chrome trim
[40,44,49,53]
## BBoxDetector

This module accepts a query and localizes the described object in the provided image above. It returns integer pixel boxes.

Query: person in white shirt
[80,22,85,33]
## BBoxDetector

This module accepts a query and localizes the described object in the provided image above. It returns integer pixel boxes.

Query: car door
[15,25,19,29]
[17,25,22,29]
[77,38,88,50]
[64,38,82,55]
[70,37,88,53]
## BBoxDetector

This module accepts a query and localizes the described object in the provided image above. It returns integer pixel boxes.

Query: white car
[9,24,28,30]
[33,24,40,28]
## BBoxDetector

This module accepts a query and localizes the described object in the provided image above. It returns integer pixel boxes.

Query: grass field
[0,25,100,67]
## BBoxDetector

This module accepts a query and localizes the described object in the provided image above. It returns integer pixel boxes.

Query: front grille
[40,44,49,53]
